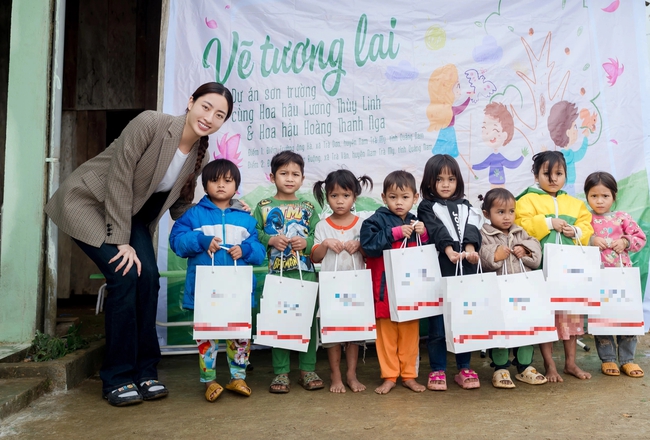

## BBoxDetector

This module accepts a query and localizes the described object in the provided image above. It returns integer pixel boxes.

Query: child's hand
[401,224,414,238]
[208,237,223,257]
[445,246,461,263]
[412,220,426,236]
[269,235,289,252]
[562,224,576,238]
[494,245,510,261]
[239,200,251,212]
[289,236,307,252]
[343,240,361,255]
[323,238,344,254]
[591,237,609,250]
[227,245,242,260]
[511,245,528,259]
[551,218,568,232]
[464,251,479,265]
[611,238,628,254]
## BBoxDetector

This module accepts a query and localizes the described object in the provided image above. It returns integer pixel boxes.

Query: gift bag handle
[399,221,422,253]
[555,225,585,254]
[210,248,238,274]
[333,250,358,277]
[454,253,483,281]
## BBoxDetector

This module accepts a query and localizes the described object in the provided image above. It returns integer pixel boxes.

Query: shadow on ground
[2,335,650,439]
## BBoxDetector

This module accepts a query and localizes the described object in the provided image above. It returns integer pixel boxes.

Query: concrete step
[0,377,48,420]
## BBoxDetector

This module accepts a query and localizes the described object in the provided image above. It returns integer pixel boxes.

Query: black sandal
[103,384,143,407]
[138,380,169,400]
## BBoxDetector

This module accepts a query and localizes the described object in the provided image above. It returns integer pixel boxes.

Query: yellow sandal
[621,363,644,378]
[225,379,252,396]
[205,382,224,402]
[601,362,620,376]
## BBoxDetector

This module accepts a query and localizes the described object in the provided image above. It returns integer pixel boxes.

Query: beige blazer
[46,111,207,247]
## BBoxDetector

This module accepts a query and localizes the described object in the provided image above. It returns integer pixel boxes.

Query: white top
[155,148,190,192]
[314,216,365,272]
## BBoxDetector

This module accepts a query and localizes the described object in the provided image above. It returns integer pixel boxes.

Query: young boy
[169,159,265,402]
[360,170,428,395]
[253,151,322,393]
[472,102,523,188]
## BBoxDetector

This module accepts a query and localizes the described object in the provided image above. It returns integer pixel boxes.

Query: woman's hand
[239,200,251,212]
[109,244,142,276]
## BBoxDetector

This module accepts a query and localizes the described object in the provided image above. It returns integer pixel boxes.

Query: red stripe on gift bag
[321,325,377,335]
[397,299,443,310]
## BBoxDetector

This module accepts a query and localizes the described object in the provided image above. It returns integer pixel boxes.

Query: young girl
[515,151,594,382]
[311,170,373,393]
[417,154,483,390]
[478,188,547,388]
[584,171,647,377]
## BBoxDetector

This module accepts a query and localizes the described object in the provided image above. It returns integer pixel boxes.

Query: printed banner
[158,0,650,345]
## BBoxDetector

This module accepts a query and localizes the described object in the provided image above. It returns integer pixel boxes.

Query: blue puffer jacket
[169,195,266,309]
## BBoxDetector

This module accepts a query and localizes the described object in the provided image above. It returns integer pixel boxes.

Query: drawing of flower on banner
[213,133,243,167]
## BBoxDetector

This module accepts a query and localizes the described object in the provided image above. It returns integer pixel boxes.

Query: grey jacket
[479,223,542,274]
[45,111,207,247]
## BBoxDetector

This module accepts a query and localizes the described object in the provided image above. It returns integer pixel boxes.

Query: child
[478,188,547,388]
[584,171,647,377]
[472,103,524,188]
[311,169,373,393]
[515,151,594,382]
[417,154,483,390]
[360,170,428,394]
[169,159,265,402]
[253,151,322,393]
[548,101,591,195]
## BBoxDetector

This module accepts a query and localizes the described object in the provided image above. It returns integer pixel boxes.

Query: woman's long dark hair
[180,82,233,202]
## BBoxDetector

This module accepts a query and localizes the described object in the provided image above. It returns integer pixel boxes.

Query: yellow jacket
[515,185,593,247]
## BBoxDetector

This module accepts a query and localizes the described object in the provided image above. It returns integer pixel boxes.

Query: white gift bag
[543,233,601,314]
[495,260,557,348]
[443,260,504,353]
[319,253,376,344]
[254,252,319,352]
[383,235,444,322]
[193,257,253,340]
[588,258,645,336]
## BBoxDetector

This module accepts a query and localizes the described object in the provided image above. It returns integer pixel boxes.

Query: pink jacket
[591,211,646,267]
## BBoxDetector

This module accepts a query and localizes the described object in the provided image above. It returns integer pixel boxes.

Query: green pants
[489,346,534,373]
[269,270,319,374]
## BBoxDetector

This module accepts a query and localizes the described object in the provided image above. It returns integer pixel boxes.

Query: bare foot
[544,362,564,383]
[564,364,591,380]
[330,371,346,393]
[374,380,396,395]
[346,373,366,392]
[402,379,426,392]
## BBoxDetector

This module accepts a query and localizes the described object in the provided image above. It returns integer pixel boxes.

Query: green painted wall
[0,0,53,343]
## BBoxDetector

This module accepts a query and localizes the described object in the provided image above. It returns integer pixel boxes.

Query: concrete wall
[0,0,53,343]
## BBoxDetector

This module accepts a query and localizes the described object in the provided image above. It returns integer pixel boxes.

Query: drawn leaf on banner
[475,21,483,28]
[577,26,583,36]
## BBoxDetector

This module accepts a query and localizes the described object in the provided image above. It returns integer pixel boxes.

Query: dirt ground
[2,334,650,439]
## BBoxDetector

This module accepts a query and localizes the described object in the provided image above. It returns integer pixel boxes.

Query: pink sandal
[427,370,447,391]
[454,368,480,390]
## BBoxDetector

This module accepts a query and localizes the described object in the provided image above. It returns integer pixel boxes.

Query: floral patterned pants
[196,339,250,383]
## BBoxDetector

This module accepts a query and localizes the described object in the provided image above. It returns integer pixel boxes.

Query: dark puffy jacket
[360,207,425,319]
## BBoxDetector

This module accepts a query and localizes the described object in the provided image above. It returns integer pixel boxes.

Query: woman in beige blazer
[46,82,233,406]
